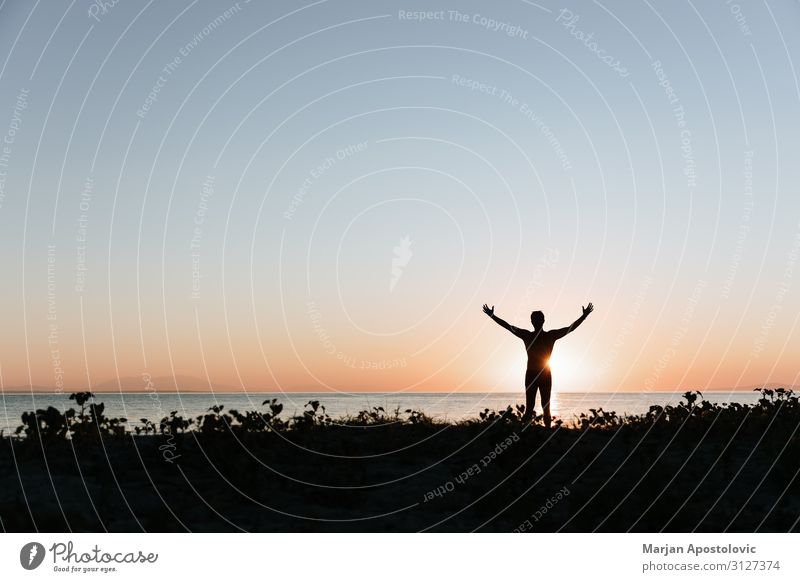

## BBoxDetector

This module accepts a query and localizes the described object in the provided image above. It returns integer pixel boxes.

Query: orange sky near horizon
[3,271,797,394]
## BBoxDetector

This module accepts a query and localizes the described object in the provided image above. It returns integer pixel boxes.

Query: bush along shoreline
[7,388,799,439]
[1,388,798,532]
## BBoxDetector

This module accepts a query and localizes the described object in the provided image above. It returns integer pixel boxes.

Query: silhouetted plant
[263,398,283,416]
[228,409,264,432]
[69,391,95,413]
[474,405,529,427]
[134,419,158,435]
[352,406,393,425]
[291,400,331,429]
[683,390,701,407]
[13,392,132,440]
[403,409,430,425]
[194,405,234,434]
[160,411,192,435]
[15,407,68,440]
[577,407,621,430]
[478,408,496,422]
[260,398,286,431]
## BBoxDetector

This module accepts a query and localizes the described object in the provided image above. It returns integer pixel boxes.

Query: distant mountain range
[2,375,238,393]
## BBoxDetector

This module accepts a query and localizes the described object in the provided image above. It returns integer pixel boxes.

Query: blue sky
[0,0,798,392]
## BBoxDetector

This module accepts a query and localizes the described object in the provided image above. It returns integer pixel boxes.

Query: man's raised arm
[482,304,526,338]
[552,302,594,339]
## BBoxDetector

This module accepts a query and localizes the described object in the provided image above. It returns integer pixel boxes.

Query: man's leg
[540,369,553,428]
[523,369,540,424]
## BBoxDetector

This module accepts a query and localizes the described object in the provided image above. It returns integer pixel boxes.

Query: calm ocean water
[0,391,766,433]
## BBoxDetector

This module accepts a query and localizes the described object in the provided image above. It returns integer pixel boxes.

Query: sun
[545,348,588,389]
[546,352,565,372]
[485,346,593,392]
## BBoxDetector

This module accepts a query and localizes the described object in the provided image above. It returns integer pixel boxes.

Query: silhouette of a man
[482,302,594,427]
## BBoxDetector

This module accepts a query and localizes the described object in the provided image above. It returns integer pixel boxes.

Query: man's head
[530,310,545,330]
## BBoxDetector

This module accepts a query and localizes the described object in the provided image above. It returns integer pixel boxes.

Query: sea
[0,390,767,433]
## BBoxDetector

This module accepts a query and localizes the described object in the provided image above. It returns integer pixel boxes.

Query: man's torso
[519,329,557,370]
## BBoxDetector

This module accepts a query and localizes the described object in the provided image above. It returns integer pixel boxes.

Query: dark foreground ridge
[1,389,798,532]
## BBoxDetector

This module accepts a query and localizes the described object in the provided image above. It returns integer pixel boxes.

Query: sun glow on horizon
[544,347,595,391]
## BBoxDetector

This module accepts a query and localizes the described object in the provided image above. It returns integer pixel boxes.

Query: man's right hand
[582,302,594,317]
[483,304,495,317]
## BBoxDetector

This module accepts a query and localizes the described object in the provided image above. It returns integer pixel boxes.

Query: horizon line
[0,387,790,395]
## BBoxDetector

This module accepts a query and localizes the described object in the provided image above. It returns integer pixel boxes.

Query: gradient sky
[0,0,798,393]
